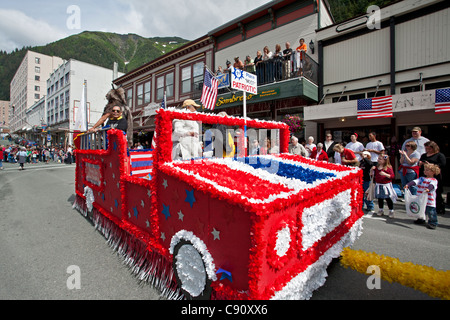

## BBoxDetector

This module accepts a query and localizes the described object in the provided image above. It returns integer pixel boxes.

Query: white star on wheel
[211,228,220,240]
[162,179,168,189]
[161,232,166,241]
[178,210,184,221]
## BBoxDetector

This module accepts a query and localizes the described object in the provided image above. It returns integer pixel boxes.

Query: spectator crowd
[0,144,75,169]
[288,127,446,230]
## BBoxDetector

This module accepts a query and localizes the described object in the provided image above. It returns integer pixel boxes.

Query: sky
[0,0,272,53]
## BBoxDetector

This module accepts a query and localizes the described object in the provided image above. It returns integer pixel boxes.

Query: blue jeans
[400,171,417,195]
[425,206,438,226]
[362,181,374,211]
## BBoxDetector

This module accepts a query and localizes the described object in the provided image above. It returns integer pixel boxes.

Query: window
[193,62,204,91]
[35,57,40,64]
[157,72,174,100]
[166,73,174,98]
[181,62,204,94]
[126,88,133,107]
[65,73,70,85]
[367,90,386,98]
[181,67,191,93]
[349,93,365,101]
[35,86,40,92]
[35,75,40,81]
[137,81,151,106]
[35,66,40,73]
[137,84,143,106]
[34,94,40,99]
[157,76,165,100]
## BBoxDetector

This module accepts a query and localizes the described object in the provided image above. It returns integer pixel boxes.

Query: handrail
[77,129,109,151]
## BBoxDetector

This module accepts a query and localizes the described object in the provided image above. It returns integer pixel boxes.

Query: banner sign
[216,73,230,89]
[231,67,257,94]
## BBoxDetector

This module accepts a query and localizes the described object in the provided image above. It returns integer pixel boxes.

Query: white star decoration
[141,200,145,208]
[178,210,184,221]
[211,228,220,240]
[161,232,166,241]
[145,220,150,228]
[162,179,168,189]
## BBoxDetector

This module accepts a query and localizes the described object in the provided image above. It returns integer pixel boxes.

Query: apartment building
[9,50,63,133]
[46,59,123,145]
[0,100,9,127]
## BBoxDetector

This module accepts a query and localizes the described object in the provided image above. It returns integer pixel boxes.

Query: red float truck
[73,108,364,300]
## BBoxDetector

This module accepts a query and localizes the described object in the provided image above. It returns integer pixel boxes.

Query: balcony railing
[253,51,318,86]
[78,129,108,150]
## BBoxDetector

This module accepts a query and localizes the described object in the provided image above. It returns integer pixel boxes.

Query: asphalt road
[0,160,448,301]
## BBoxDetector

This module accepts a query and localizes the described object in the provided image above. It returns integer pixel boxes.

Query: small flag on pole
[201,68,218,110]
[357,96,393,119]
[435,88,450,114]
[161,91,166,109]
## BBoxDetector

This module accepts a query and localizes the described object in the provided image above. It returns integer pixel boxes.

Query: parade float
[73,108,364,300]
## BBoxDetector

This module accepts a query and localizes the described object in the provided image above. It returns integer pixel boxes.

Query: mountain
[0,31,190,101]
[327,0,396,23]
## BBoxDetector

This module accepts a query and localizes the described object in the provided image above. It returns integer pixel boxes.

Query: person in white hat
[172,99,203,160]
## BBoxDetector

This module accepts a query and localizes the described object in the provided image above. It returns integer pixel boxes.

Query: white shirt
[365,140,384,162]
[346,141,364,161]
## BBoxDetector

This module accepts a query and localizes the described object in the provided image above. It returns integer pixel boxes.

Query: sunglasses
[405,145,412,147]
[112,110,121,113]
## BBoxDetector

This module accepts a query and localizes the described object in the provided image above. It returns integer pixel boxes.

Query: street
[0,160,448,300]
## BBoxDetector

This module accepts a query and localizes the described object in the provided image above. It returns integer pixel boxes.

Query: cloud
[115,0,271,40]
[0,9,67,52]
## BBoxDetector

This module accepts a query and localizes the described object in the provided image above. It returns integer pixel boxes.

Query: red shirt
[374,166,395,184]
[342,148,356,161]
[310,149,329,162]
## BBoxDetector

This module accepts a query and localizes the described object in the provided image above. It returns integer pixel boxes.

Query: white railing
[78,129,108,150]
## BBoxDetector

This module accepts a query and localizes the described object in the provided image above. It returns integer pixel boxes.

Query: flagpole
[243,91,247,156]
[84,80,88,130]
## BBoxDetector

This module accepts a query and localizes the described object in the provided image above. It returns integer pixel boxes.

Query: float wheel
[172,240,212,300]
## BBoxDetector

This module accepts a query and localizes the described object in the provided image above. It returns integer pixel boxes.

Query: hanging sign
[231,67,257,95]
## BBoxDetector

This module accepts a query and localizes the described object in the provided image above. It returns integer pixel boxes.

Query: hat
[362,151,371,158]
[182,99,201,108]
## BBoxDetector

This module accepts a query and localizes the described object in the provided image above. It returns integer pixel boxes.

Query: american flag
[161,91,166,109]
[357,96,393,119]
[130,150,153,178]
[435,88,450,114]
[201,68,218,110]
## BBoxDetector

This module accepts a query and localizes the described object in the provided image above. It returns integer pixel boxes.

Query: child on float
[405,163,440,229]
[371,154,397,217]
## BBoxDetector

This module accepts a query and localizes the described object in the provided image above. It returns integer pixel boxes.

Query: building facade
[113,35,215,142]
[206,0,333,137]
[46,59,123,146]
[304,0,450,182]
[9,50,63,133]
[0,100,9,127]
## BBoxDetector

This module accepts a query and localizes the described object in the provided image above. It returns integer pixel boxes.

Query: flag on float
[75,80,88,131]
[435,88,450,114]
[201,68,218,110]
[130,150,153,177]
[357,96,393,119]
